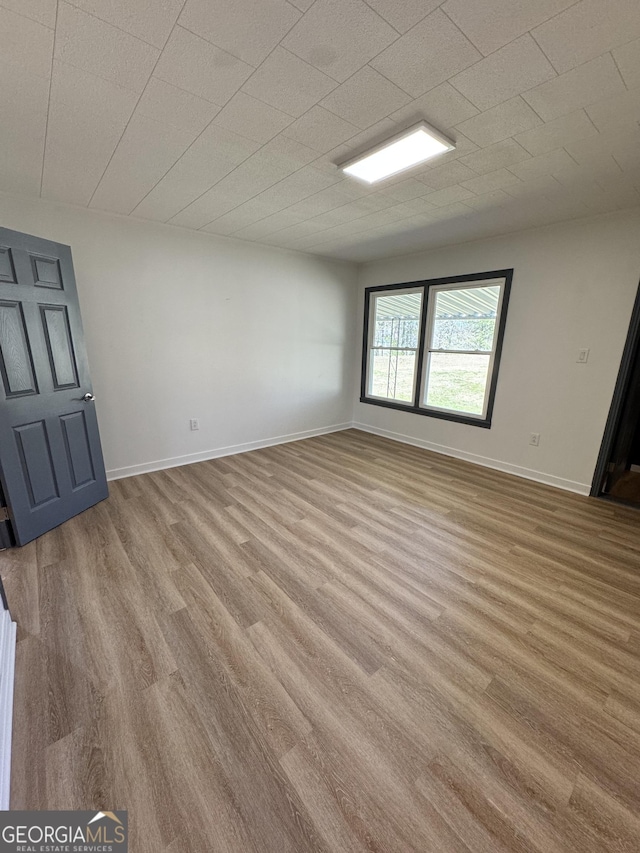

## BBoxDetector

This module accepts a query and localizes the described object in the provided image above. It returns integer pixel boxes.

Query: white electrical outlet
[190,418,199,431]
[529,432,540,446]
[577,348,590,363]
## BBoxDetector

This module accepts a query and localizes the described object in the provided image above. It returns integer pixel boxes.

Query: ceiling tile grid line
[38,0,60,195]
[359,0,436,36]
[58,0,181,49]
[87,7,312,215]
[128,11,358,222]
[212,178,443,240]
[46,4,636,201]
[3,0,640,261]
[0,0,57,29]
[194,68,628,238]
[153,72,431,226]
[193,131,484,234]
[440,0,583,57]
[83,0,190,208]
[160,26,542,232]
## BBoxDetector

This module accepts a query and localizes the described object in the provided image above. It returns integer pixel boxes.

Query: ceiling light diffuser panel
[339,121,456,184]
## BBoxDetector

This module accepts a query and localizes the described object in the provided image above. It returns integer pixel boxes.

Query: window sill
[359,396,492,428]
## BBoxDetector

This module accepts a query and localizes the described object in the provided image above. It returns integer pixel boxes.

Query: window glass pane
[432,285,499,351]
[424,353,490,415]
[373,292,421,349]
[371,349,416,402]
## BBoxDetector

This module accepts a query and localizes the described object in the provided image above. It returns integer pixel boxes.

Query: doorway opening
[591,279,640,508]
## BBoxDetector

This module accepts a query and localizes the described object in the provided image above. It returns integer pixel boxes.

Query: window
[361,270,512,427]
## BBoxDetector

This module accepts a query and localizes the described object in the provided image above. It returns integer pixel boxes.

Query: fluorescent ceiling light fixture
[339,121,455,184]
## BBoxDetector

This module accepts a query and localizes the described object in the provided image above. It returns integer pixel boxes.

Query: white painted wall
[0,193,358,478]
[355,209,640,493]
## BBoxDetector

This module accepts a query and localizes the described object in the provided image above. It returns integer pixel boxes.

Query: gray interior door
[0,226,108,546]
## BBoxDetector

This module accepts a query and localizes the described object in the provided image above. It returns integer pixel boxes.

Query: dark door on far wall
[0,226,108,547]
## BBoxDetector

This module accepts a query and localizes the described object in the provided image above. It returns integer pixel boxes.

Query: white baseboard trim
[106,422,352,481]
[352,421,591,496]
[0,608,16,810]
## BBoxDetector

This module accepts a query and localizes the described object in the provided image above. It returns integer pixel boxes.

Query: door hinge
[0,507,9,523]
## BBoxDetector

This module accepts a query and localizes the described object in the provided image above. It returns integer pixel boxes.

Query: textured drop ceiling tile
[320,66,410,128]
[459,139,531,174]
[55,2,158,93]
[566,127,640,173]
[455,96,544,147]
[169,181,256,228]
[42,60,137,204]
[90,112,198,214]
[264,220,331,243]
[442,0,576,56]
[248,166,341,211]
[213,92,293,143]
[532,0,640,74]
[586,89,640,134]
[612,38,640,90]
[552,157,622,188]
[515,110,599,156]
[0,60,49,194]
[178,0,300,67]
[131,124,261,220]
[370,9,481,97]
[155,27,253,106]
[376,178,430,202]
[426,132,478,164]
[508,148,576,180]
[462,189,512,210]
[418,160,478,190]
[65,0,183,48]
[1,5,54,79]
[203,211,258,236]
[203,206,277,235]
[242,48,337,118]
[170,134,318,228]
[0,0,56,28]
[390,82,479,133]
[323,117,397,166]
[234,209,307,239]
[461,168,522,194]
[206,195,292,230]
[309,199,375,227]
[137,77,220,134]
[43,107,128,205]
[282,0,397,82]
[363,0,440,34]
[282,106,358,152]
[251,133,319,173]
[288,0,314,10]
[502,174,560,198]
[49,56,138,114]
[523,54,626,122]
[416,184,474,207]
[450,35,556,111]
[285,183,356,217]
[356,207,409,228]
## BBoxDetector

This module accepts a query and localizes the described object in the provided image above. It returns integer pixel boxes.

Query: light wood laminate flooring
[2,429,640,852]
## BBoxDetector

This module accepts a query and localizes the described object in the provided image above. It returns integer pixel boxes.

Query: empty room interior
[1,0,640,849]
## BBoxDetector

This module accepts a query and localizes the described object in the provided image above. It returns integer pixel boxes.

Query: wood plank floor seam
[2,429,639,851]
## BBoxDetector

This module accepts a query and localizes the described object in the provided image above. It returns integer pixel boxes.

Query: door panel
[0,226,108,546]
[60,411,96,489]
[0,302,38,396]
[40,305,79,389]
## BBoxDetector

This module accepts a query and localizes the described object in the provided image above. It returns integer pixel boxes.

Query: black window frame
[360,268,513,429]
